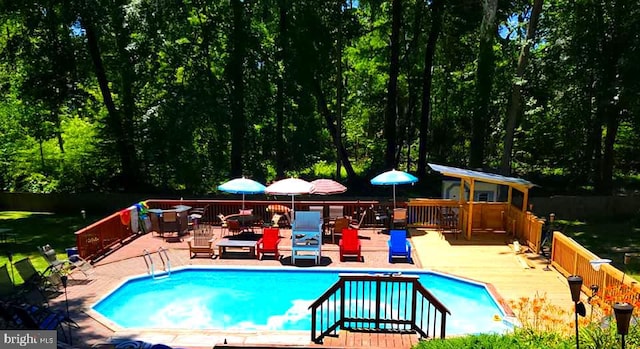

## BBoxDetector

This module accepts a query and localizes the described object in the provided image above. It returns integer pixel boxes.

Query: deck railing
[75,211,135,261]
[309,273,450,344]
[551,231,640,299]
[75,198,545,261]
[407,199,544,251]
[75,199,379,261]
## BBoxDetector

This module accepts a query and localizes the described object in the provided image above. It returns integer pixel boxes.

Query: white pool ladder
[142,248,171,279]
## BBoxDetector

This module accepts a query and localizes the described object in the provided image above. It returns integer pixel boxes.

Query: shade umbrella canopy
[370,169,418,209]
[217,177,266,209]
[310,179,347,195]
[265,178,313,214]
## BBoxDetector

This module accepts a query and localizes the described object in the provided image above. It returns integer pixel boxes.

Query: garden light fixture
[568,275,585,349]
[613,302,634,349]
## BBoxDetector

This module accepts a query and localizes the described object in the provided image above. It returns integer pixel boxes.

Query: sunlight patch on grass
[0,211,54,220]
[557,219,586,227]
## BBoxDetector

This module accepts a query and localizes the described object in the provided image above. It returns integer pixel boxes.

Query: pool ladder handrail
[142,248,171,279]
[142,249,155,277]
[157,246,171,277]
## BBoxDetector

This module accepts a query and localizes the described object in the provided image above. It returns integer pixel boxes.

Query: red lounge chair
[339,228,362,262]
[256,228,281,260]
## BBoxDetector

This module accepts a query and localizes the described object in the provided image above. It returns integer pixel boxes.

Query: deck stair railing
[309,273,450,344]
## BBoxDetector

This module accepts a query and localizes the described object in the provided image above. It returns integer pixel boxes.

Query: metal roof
[428,163,536,190]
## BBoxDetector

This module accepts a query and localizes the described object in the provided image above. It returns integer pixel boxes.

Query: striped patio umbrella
[310,179,347,195]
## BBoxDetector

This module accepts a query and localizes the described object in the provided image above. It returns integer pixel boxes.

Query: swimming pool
[92,266,513,335]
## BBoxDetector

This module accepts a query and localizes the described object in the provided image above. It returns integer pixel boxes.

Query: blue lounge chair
[388,229,412,263]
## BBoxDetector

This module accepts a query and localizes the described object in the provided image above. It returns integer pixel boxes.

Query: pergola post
[522,189,529,212]
[466,178,475,240]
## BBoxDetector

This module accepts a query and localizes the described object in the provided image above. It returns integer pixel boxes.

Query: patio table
[216,238,257,258]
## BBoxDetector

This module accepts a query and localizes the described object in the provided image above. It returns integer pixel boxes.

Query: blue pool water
[93,267,512,335]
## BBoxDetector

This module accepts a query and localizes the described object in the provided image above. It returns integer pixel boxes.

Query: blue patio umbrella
[370,169,418,209]
[218,177,266,209]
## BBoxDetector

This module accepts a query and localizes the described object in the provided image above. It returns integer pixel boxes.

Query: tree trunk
[384,0,402,169]
[81,17,137,189]
[469,0,498,169]
[275,1,288,178]
[417,0,444,178]
[500,0,543,175]
[311,77,357,180]
[336,1,344,180]
[229,0,247,177]
[597,0,623,194]
[112,3,139,183]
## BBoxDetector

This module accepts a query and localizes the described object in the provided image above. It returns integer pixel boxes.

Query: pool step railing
[142,249,155,277]
[308,273,450,344]
[142,248,171,279]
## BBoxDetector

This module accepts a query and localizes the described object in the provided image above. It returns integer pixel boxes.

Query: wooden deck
[46,225,574,349]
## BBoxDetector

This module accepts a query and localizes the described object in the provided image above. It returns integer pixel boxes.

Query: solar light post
[61,275,72,345]
[613,302,634,349]
[568,275,586,349]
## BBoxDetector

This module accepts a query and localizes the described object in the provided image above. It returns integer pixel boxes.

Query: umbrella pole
[242,194,245,210]
[393,184,396,209]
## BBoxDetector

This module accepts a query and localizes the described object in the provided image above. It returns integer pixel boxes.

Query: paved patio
[45,225,574,349]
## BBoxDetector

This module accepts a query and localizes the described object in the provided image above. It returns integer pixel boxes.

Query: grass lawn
[559,214,640,279]
[0,210,100,284]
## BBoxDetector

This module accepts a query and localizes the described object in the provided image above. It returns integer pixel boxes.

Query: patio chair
[42,245,94,278]
[9,304,69,341]
[309,205,324,216]
[0,264,47,306]
[256,228,282,260]
[13,257,60,296]
[270,213,283,227]
[349,207,368,229]
[217,213,228,235]
[0,264,23,302]
[227,219,242,236]
[161,210,180,235]
[186,227,215,258]
[66,253,95,278]
[329,205,344,220]
[38,245,72,275]
[339,228,362,262]
[392,208,407,229]
[332,217,350,244]
[291,211,323,264]
[388,229,412,263]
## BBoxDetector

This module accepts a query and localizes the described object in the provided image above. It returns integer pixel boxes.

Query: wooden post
[522,188,529,212]
[466,179,475,240]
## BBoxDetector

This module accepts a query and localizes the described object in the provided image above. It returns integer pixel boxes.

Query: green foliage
[413,331,574,349]
[0,0,639,194]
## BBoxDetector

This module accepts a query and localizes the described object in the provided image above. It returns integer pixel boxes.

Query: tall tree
[469,0,498,168]
[228,0,248,177]
[383,0,402,169]
[417,0,444,178]
[79,5,139,190]
[501,0,543,175]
